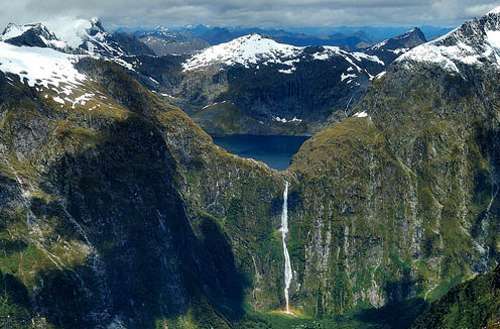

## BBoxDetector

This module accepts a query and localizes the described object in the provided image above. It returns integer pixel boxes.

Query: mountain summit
[398,8,500,73]
[366,27,427,64]
[0,18,129,58]
[182,33,302,70]
[0,22,64,48]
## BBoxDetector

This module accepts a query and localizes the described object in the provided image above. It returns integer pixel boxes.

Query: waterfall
[281,181,293,313]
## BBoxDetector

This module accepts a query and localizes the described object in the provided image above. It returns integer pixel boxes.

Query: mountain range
[0,6,498,329]
[135,28,427,136]
[126,24,452,56]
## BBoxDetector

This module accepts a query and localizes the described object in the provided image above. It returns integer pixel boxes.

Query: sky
[1,0,499,29]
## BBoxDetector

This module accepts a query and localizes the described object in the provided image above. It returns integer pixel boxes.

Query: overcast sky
[1,0,499,29]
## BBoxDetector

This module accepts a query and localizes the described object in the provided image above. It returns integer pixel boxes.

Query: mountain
[366,27,427,64]
[136,26,210,55]
[135,25,374,55]
[138,30,425,136]
[0,22,64,48]
[289,5,499,316]
[107,31,156,56]
[0,18,152,62]
[0,28,273,327]
[179,33,385,135]
[183,25,374,49]
[139,33,209,56]
[397,8,500,73]
[125,24,453,57]
[0,8,498,329]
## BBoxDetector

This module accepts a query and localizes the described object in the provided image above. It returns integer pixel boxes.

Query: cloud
[0,0,498,30]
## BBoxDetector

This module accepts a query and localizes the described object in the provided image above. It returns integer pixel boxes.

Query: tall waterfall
[281,181,293,313]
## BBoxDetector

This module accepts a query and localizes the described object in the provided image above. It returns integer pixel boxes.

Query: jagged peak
[1,22,54,41]
[0,18,107,50]
[400,27,425,38]
[397,8,500,73]
[41,17,107,49]
[369,27,426,51]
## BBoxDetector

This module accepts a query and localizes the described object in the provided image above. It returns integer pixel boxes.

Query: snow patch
[201,100,229,110]
[0,42,86,93]
[183,34,301,71]
[486,30,500,48]
[278,67,295,74]
[353,111,368,118]
[390,48,409,55]
[53,96,65,104]
[351,52,385,65]
[341,73,357,82]
[273,116,302,123]
[398,41,482,73]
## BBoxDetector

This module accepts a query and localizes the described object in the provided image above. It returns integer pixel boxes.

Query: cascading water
[280,181,293,313]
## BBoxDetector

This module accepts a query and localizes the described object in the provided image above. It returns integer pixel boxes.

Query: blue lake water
[213,135,310,170]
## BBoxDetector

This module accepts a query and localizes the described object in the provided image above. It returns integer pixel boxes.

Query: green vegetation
[412,265,500,329]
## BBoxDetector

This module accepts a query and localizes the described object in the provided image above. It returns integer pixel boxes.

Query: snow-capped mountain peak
[183,34,302,71]
[487,5,500,15]
[0,22,65,48]
[0,17,138,95]
[0,18,131,61]
[1,22,36,40]
[42,17,112,52]
[397,9,500,73]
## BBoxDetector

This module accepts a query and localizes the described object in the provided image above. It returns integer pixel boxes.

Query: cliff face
[0,60,265,328]
[288,57,499,315]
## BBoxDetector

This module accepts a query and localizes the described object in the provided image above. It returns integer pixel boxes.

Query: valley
[0,4,498,329]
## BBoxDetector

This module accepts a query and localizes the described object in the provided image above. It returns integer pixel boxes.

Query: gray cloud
[1,0,499,30]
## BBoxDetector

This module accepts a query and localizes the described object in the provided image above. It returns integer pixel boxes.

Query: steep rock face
[0,59,263,328]
[287,19,500,315]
